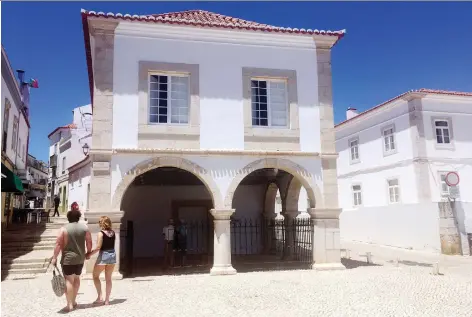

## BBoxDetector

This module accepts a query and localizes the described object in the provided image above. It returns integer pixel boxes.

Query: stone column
[308,208,345,270]
[210,209,236,276]
[282,210,298,260]
[262,212,276,254]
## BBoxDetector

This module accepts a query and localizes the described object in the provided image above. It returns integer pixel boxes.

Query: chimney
[16,69,25,83]
[346,107,359,120]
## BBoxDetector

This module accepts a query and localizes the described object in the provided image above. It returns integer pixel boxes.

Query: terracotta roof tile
[336,88,472,128]
[82,9,346,37]
[47,123,77,138]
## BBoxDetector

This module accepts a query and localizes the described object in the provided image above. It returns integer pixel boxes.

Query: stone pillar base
[82,272,123,280]
[312,262,346,271]
[210,265,237,276]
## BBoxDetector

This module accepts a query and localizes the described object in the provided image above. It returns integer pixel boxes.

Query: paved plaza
[2,242,471,317]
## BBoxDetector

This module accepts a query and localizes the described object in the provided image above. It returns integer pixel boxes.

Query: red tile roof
[47,123,77,138]
[335,88,472,128]
[81,9,345,107]
[82,9,346,37]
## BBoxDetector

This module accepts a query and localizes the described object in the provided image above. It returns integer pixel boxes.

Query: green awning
[1,163,24,193]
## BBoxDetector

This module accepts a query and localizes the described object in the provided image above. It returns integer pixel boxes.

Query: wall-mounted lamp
[82,143,90,156]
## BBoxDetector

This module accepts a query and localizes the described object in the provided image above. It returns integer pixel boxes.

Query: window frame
[147,71,191,126]
[3,98,10,152]
[381,124,397,156]
[250,77,289,129]
[386,178,401,204]
[62,157,66,174]
[437,171,460,198]
[11,115,18,151]
[352,184,363,207]
[349,137,360,164]
[432,117,454,150]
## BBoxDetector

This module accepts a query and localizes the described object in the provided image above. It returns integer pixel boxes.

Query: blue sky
[2,1,471,162]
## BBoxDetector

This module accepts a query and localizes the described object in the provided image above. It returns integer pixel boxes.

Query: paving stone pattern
[2,264,472,317]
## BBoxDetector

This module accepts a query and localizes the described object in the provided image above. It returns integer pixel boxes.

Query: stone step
[1,267,48,275]
[2,245,54,252]
[2,240,56,247]
[2,261,49,270]
[1,236,57,242]
[2,256,51,264]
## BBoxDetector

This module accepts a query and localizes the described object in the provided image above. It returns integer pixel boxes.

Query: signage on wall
[445,172,460,187]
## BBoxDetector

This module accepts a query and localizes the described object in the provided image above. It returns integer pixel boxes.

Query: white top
[162,225,174,241]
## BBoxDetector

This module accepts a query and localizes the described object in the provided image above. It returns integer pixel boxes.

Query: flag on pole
[28,78,39,88]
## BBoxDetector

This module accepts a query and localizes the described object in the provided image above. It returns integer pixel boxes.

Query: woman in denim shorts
[87,216,116,305]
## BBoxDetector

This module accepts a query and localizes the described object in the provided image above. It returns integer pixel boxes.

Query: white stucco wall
[68,162,91,211]
[112,24,320,153]
[340,202,441,253]
[2,75,29,170]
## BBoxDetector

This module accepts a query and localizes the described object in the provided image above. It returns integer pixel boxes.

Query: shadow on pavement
[57,299,127,314]
[387,260,432,267]
[341,258,382,269]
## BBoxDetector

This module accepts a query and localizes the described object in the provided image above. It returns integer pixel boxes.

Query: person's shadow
[57,299,127,314]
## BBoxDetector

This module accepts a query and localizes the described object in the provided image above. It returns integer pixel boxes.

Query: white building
[25,154,48,205]
[1,46,31,227]
[67,155,91,212]
[336,89,472,255]
[47,104,92,212]
[81,9,345,276]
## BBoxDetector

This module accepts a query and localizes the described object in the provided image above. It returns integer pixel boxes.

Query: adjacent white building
[47,104,92,212]
[336,89,472,255]
[67,155,91,212]
[81,9,346,275]
[1,46,31,227]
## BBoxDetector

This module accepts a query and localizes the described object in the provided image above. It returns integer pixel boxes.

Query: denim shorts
[96,250,117,265]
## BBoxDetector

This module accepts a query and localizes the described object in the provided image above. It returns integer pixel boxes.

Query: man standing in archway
[162,219,175,269]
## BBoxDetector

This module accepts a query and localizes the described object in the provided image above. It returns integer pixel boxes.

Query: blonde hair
[98,216,112,231]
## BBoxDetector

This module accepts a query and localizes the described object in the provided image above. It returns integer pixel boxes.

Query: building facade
[67,155,91,212]
[336,89,472,255]
[25,154,48,206]
[81,9,345,275]
[47,104,92,213]
[1,46,31,228]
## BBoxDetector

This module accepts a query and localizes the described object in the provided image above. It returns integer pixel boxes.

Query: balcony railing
[59,135,72,146]
[49,155,57,167]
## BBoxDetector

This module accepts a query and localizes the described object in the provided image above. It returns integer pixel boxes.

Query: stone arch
[224,158,322,209]
[112,156,223,211]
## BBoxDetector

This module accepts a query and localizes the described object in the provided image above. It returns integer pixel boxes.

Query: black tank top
[101,230,115,251]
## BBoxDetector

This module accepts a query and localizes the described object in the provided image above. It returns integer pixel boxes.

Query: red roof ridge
[336,88,472,128]
[47,123,77,138]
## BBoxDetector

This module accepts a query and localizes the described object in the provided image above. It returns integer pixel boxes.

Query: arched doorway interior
[119,166,215,276]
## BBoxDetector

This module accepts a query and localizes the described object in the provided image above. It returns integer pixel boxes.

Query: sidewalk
[341,240,472,277]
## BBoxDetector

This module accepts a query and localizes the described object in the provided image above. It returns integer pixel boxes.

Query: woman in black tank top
[87,216,116,305]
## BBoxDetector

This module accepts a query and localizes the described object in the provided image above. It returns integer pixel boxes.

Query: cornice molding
[115,22,317,50]
[90,147,339,158]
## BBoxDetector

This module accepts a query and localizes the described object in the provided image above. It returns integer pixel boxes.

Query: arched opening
[230,168,314,272]
[119,166,215,276]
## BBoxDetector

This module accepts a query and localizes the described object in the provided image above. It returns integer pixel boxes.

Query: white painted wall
[340,202,441,253]
[68,161,91,211]
[111,23,320,153]
[1,74,29,170]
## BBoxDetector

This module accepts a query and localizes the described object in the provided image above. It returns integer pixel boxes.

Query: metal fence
[230,217,313,263]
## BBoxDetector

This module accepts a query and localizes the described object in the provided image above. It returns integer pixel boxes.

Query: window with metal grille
[251,79,288,127]
[149,74,189,124]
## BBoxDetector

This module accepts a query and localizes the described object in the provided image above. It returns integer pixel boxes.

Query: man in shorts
[51,202,92,312]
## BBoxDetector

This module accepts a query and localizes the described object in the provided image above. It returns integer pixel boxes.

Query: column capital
[210,209,235,220]
[308,208,342,219]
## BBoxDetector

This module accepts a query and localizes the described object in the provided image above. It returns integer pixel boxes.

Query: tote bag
[51,265,66,297]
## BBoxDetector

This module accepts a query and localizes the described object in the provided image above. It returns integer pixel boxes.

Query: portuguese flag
[28,78,39,88]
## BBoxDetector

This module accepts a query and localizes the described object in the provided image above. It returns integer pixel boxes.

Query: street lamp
[82,143,90,156]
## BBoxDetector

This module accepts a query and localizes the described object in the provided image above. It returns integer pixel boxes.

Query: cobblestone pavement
[2,262,472,317]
